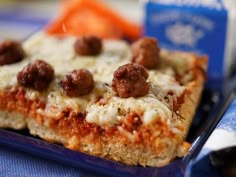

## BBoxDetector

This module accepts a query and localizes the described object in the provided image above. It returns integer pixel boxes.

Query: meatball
[0,40,25,66]
[17,59,54,91]
[74,36,102,56]
[60,69,94,97]
[131,37,160,69]
[112,63,150,98]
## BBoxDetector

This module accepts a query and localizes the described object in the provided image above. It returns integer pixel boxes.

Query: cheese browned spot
[60,69,94,97]
[112,63,150,98]
[17,59,54,91]
[131,37,160,69]
[0,40,25,66]
[74,35,102,56]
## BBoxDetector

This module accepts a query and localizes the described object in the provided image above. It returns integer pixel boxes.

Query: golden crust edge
[179,54,208,137]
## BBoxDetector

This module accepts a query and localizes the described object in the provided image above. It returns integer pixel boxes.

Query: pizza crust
[25,114,183,166]
[26,118,66,144]
[0,110,26,130]
[178,55,207,137]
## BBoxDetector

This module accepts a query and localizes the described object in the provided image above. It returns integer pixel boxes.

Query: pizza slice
[0,32,207,166]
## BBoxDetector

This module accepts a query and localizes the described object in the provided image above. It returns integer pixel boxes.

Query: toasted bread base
[0,110,26,130]
[25,115,179,166]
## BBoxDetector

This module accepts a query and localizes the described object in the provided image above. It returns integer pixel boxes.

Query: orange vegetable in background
[45,0,141,41]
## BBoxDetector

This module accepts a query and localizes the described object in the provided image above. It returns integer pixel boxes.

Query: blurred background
[0,0,58,41]
[0,0,142,41]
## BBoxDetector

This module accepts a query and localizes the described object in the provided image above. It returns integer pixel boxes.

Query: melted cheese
[0,60,29,89]
[86,94,172,127]
[0,32,187,127]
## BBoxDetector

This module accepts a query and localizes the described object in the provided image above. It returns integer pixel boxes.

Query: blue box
[144,0,236,82]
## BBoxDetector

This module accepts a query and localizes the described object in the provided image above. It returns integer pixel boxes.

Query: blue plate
[0,87,231,177]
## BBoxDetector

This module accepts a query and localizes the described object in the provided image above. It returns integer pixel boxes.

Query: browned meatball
[60,69,94,97]
[17,59,54,91]
[0,40,25,66]
[112,63,150,98]
[74,36,102,56]
[131,37,160,69]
